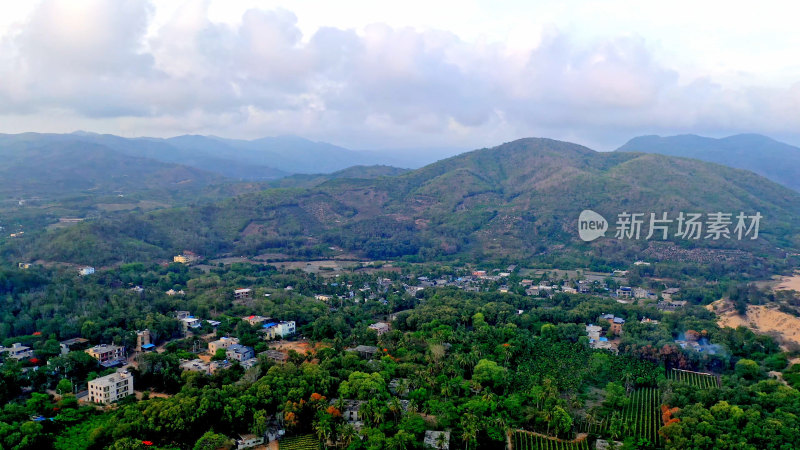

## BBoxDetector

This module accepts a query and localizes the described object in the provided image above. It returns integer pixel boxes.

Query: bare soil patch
[708,299,800,348]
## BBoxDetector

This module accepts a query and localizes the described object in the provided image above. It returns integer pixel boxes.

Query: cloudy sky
[1,0,800,150]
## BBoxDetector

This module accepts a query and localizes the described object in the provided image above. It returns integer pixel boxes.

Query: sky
[1,0,800,151]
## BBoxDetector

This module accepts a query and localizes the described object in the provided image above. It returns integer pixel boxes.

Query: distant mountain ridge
[13,137,800,267]
[0,132,462,180]
[616,134,800,192]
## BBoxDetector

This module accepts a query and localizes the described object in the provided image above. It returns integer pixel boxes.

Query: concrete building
[59,337,89,356]
[346,345,380,359]
[136,329,154,352]
[226,344,255,362]
[78,267,95,276]
[88,370,133,404]
[180,359,211,375]
[234,288,253,300]
[616,286,633,298]
[261,349,288,364]
[2,343,33,360]
[261,321,295,340]
[180,317,202,333]
[236,434,264,449]
[424,430,451,450]
[585,324,602,341]
[85,344,125,366]
[243,315,269,326]
[368,322,390,336]
[208,337,239,354]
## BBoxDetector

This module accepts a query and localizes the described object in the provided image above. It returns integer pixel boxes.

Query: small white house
[79,267,95,276]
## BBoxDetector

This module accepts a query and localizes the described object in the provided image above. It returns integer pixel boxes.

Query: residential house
[208,337,239,354]
[210,360,232,373]
[236,434,265,449]
[330,399,365,424]
[346,345,380,359]
[59,337,89,355]
[2,343,33,360]
[243,315,269,326]
[368,322,390,336]
[599,314,626,335]
[173,252,199,264]
[180,316,202,333]
[616,286,633,298]
[261,349,288,364]
[240,358,260,370]
[226,344,255,362]
[174,311,191,320]
[315,294,333,302]
[261,321,295,340]
[88,370,133,404]
[234,288,253,300]
[633,288,652,299]
[424,430,451,450]
[585,324,602,341]
[662,288,680,301]
[85,344,125,366]
[173,255,190,264]
[78,267,95,276]
[180,359,211,375]
[136,329,154,352]
[657,300,688,312]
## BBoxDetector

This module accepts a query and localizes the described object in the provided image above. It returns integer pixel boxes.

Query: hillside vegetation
[7,138,800,267]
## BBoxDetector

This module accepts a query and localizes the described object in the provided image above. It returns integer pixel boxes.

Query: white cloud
[1,0,800,150]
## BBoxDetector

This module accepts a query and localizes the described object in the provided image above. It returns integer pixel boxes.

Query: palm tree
[336,423,357,448]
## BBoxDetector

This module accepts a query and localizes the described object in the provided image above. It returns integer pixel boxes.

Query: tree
[212,348,228,361]
[57,378,74,395]
[338,372,386,400]
[549,406,573,436]
[193,431,233,450]
[735,359,761,379]
[472,359,507,389]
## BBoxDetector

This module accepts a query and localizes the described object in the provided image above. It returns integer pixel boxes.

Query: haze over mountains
[9,137,800,267]
[617,134,800,192]
[0,132,463,181]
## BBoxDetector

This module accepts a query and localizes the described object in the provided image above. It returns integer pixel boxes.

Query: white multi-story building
[88,370,133,404]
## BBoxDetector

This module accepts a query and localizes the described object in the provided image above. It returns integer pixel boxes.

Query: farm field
[619,388,662,446]
[512,432,590,450]
[667,368,719,388]
[581,388,664,447]
[279,434,319,450]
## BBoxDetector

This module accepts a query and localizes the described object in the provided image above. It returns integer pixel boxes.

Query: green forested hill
[8,138,800,266]
[617,133,800,192]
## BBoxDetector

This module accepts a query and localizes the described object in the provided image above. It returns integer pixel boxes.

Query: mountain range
[0,132,464,181]
[617,134,800,192]
[9,137,799,268]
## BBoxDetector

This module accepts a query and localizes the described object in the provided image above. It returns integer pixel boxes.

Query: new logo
[578,210,608,242]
